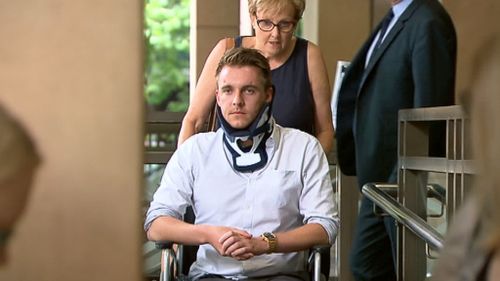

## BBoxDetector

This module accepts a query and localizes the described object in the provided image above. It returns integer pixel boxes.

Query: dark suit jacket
[336,0,456,187]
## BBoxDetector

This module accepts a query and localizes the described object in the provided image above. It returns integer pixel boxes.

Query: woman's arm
[177,38,228,146]
[307,42,334,153]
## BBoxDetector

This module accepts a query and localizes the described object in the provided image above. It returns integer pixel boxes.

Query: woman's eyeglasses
[256,19,296,33]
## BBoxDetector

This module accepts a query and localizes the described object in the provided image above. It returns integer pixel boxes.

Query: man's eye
[244,88,256,95]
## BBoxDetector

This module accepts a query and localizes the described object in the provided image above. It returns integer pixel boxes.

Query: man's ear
[265,85,275,103]
[215,89,222,106]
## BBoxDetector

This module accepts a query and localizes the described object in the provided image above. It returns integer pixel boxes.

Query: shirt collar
[392,0,413,20]
[266,121,279,152]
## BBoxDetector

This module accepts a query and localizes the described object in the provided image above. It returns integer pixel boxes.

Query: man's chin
[229,124,250,130]
[227,120,250,130]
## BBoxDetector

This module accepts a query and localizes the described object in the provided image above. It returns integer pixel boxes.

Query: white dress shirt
[145,122,339,279]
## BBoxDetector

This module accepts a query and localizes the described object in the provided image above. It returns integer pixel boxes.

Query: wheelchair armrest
[308,244,331,281]
[152,241,178,281]
[154,240,175,250]
[311,244,331,252]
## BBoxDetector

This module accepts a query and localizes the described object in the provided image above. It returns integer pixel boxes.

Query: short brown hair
[248,0,305,20]
[215,47,272,89]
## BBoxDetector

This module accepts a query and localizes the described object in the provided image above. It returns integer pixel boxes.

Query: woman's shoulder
[299,38,327,68]
[207,38,232,58]
[238,35,256,48]
[298,37,322,56]
[292,37,324,62]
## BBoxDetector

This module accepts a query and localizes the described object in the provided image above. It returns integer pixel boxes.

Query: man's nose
[232,91,244,106]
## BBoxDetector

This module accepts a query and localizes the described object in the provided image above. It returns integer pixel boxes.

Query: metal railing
[395,105,472,281]
[362,183,444,250]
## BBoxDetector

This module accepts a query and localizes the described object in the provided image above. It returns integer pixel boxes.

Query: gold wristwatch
[261,232,277,253]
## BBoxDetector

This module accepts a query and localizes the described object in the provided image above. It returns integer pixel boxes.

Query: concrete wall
[0,1,143,280]
[444,0,500,96]
[314,1,371,83]
[189,0,239,99]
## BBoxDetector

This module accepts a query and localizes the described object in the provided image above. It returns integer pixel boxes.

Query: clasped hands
[206,226,268,261]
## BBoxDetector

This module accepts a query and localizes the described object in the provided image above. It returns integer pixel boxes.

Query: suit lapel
[358,0,424,97]
[362,22,403,77]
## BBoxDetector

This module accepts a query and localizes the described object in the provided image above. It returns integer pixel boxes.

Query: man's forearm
[147,216,207,245]
[273,223,330,253]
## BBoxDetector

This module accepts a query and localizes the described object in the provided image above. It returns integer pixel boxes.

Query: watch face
[263,232,275,239]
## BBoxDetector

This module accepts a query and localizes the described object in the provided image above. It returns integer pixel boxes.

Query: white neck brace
[217,104,273,172]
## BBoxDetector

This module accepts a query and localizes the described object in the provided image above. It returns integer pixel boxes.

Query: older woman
[178,0,334,153]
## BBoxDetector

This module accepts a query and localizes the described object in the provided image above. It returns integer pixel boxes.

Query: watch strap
[261,232,277,253]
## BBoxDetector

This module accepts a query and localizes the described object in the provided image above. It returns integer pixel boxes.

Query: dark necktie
[375,9,394,49]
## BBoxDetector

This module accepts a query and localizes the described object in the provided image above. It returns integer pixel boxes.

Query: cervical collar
[217,103,274,172]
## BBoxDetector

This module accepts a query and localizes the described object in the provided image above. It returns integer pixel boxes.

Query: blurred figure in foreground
[0,104,40,265]
[431,34,500,281]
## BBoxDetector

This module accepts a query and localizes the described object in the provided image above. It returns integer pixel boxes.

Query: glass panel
[144,0,191,112]
[143,2,190,278]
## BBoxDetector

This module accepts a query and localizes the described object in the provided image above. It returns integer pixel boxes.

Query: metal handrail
[362,183,444,250]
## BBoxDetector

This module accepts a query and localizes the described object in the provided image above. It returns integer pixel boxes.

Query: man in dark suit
[336,0,456,280]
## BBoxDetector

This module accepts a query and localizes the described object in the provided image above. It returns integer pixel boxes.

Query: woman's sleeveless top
[235,36,315,135]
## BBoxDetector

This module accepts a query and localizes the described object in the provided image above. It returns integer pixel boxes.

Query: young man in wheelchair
[145,47,339,281]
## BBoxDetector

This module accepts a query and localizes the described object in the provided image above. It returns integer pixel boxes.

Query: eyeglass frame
[255,18,297,33]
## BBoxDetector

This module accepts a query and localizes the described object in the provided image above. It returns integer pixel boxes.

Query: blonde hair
[248,0,305,20]
[467,34,500,250]
[0,105,40,185]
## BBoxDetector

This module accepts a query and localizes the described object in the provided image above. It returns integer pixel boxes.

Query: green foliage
[144,0,190,111]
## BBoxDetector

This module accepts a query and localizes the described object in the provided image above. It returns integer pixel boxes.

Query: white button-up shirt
[145,123,339,279]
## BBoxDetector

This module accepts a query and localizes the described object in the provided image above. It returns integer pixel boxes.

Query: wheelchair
[153,239,331,281]
[144,115,334,281]
[147,199,332,281]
